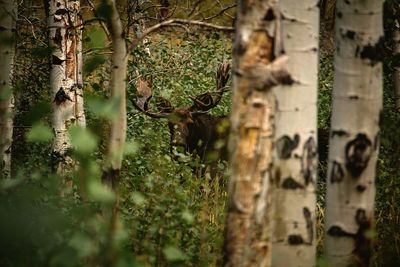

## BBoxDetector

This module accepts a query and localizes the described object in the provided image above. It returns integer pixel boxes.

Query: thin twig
[127,19,233,55]
[204,4,236,21]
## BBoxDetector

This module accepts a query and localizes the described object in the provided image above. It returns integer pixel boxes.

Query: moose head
[131,61,231,162]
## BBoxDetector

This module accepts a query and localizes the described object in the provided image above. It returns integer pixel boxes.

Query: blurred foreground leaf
[26,123,53,143]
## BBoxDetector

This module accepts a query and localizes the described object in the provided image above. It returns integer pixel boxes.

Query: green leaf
[163,246,188,262]
[69,126,98,154]
[86,94,119,120]
[22,101,51,125]
[26,123,53,143]
[84,55,106,75]
[69,233,98,257]
[181,210,194,224]
[123,140,139,156]
[0,178,23,190]
[86,28,106,48]
[130,191,146,205]
[87,180,116,203]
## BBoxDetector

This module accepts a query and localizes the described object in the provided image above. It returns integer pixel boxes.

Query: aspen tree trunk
[100,1,127,264]
[270,1,319,266]
[324,1,383,266]
[45,0,85,173]
[223,1,292,266]
[0,0,16,178]
[101,0,128,188]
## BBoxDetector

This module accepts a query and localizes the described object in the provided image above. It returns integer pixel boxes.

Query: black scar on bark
[54,87,73,105]
[55,8,69,16]
[234,33,247,56]
[353,209,373,267]
[360,36,385,65]
[301,136,317,186]
[263,8,275,21]
[304,207,313,244]
[345,30,356,40]
[332,130,348,137]
[330,161,345,183]
[327,226,355,238]
[288,235,304,245]
[356,184,367,192]
[345,134,372,178]
[282,177,304,189]
[349,95,359,100]
[337,11,343,18]
[281,74,295,85]
[344,0,351,4]
[276,134,300,159]
[52,55,64,65]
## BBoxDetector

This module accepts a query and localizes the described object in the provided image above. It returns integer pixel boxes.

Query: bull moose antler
[131,76,171,118]
[189,60,231,112]
[131,60,231,117]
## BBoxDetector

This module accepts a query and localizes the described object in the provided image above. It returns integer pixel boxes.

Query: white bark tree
[0,0,16,178]
[99,1,127,264]
[223,1,292,266]
[270,1,319,266]
[45,0,85,173]
[101,0,128,188]
[324,1,383,266]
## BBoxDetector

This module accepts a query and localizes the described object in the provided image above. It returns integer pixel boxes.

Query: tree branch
[204,4,236,21]
[127,18,234,54]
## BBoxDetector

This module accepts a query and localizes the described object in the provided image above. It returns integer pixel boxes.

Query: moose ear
[155,96,174,113]
[190,92,214,111]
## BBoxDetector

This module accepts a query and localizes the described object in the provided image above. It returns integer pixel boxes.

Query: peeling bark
[270,0,319,266]
[224,1,290,266]
[0,0,16,178]
[324,1,383,266]
[45,0,85,173]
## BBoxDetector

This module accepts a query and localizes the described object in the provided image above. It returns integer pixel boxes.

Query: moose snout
[171,139,186,149]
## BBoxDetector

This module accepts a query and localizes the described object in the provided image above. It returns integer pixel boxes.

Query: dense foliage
[0,1,399,266]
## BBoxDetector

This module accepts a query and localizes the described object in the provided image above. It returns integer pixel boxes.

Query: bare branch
[127,18,234,54]
[204,4,236,21]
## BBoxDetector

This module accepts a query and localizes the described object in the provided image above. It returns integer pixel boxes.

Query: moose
[131,62,231,169]
[130,62,330,174]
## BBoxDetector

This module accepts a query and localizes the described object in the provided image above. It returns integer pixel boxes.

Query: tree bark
[101,0,128,188]
[223,1,291,266]
[45,0,85,173]
[100,1,127,264]
[270,1,319,266]
[0,0,16,178]
[324,1,383,266]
